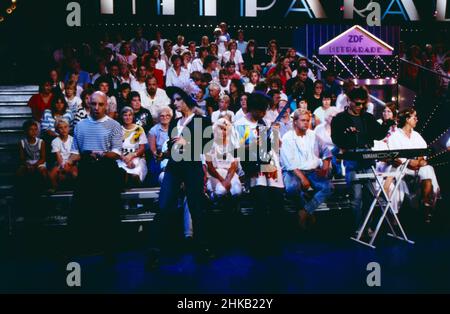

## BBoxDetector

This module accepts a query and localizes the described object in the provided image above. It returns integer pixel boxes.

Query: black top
[242,52,264,71]
[166,114,212,171]
[331,110,390,150]
[307,95,323,112]
[134,107,153,133]
[286,77,314,99]
[205,97,219,114]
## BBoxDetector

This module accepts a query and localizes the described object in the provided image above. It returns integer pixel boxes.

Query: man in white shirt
[139,76,171,121]
[149,31,166,53]
[172,35,188,55]
[165,55,191,90]
[280,109,333,228]
[387,108,440,223]
[218,69,230,96]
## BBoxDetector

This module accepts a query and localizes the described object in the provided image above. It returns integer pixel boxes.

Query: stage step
[0,105,31,115]
[0,85,38,93]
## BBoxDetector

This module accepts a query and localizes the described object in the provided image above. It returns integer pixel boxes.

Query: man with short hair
[218,69,230,96]
[286,66,314,99]
[172,35,188,55]
[67,91,124,257]
[130,27,149,56]
[205,82,221,117]
[139,76,171,121]
[281,109,333,228]
[331,86,392,234]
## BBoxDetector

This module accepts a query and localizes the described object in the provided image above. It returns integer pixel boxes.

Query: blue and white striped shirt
[40,109,73,134]
[71,116,122,155]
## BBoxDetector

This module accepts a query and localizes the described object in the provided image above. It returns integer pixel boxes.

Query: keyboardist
[387,108,440,223]
[331,86,393,236]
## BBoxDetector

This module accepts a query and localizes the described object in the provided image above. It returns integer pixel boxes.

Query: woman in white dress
[117,107,148,185]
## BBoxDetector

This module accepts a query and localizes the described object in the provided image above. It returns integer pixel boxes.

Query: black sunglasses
[353,101,365,107]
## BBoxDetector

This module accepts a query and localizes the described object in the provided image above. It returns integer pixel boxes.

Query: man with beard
[139,76,171,122]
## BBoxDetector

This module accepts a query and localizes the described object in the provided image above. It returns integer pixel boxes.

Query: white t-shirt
[216,36,228,55]
[222,50,244,65]
[313,106,332,124]
[244,82,256,93]
[150,39,166,52]
[156,59,167,76]
[131,80,147,93]
[65,96,82,116]
[52,136,74,164]
[335,93,349,112]
[191,58,204,73]
[264,109,279,125]
[234,108,246,122]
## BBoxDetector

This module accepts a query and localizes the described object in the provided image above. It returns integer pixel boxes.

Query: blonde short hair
[292,108,312,121]
[54,118,70,129]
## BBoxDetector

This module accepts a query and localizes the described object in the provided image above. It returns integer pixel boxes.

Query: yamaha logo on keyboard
[362,152,400,159]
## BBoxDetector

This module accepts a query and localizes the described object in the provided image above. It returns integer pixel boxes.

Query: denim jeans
[344,160,375,232]
[283,170,334,214]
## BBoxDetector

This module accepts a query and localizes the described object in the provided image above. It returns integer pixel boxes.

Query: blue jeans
[344,160,375,231]
[283,170,334,214]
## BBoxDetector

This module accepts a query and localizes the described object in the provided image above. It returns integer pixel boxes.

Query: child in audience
[48,119,78,192]
[16,120,48,186]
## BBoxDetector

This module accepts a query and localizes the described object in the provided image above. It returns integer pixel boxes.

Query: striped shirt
[71,115,122,155]
[40,109,73,133]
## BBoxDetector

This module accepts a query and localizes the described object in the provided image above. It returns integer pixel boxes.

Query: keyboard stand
[351,160,415,249]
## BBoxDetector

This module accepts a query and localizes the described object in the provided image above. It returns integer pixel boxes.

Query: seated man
[387,108,440,223]
[280,109,334,228]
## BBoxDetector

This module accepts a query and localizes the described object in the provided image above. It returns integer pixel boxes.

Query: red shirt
[27,93,53,121]
[149,68,165,89]
[267,68,288,91]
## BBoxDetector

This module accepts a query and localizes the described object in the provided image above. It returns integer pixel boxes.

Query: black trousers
[154,162,207,250]
[68,156,125,252]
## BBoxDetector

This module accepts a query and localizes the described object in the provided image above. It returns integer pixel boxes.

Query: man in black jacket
[331,87,392,235]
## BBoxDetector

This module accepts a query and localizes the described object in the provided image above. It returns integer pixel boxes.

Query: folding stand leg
[351,186,381,249]
[351,162,414,248]
[371,163,414,245]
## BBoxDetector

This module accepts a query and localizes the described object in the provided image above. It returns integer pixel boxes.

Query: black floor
[1,201,450,293]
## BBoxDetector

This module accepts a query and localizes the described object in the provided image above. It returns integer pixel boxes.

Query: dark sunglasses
[173,97,183,102]
[353,101,365,107]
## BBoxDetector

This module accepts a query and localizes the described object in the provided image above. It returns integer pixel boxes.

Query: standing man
[67,91,124,257]
[331,87,392,236]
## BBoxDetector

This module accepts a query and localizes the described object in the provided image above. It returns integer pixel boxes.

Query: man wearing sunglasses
[331,87,393,236]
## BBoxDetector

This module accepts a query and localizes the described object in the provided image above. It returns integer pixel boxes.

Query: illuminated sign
[318,25,394,56]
